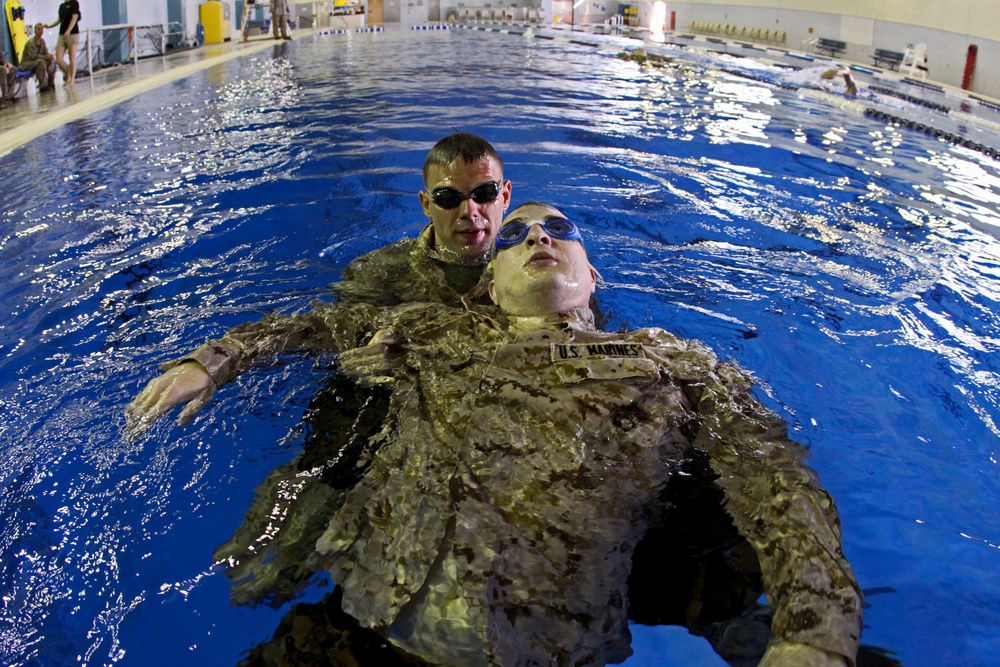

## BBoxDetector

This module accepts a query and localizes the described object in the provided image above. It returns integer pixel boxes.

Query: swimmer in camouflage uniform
[333,131,511,308]
[127,130,510,433]
[128,203,863,666]
[129,132,512,606]
[311,203,863,667]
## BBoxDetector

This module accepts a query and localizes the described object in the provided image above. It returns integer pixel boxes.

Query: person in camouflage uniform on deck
[19,24,58,92]
[0,49,17,107]
[127,203,863,666]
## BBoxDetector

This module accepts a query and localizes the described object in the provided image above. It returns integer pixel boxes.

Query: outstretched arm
[684,360,863,666]
[124,301,382,437]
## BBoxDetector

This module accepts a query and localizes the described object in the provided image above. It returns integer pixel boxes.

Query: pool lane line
[461,22,1000,160]
[317,27,385,35]
[722,71,1000,159]
[899,78,945,94]
[864,108,1000,159]
[867,86,951,113]
[756,75,1000,158]
[0,38,280,159]
[970,95,1000,113]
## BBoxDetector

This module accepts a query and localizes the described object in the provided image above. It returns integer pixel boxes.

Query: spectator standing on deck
[45,0,81,86]
[270,0,292,40]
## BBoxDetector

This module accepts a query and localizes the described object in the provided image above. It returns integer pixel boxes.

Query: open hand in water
[125,362,216,438]
[337,330,406,388]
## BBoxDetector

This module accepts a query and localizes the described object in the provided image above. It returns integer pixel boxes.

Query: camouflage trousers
[18,58,57,88]
[1,66,16,101]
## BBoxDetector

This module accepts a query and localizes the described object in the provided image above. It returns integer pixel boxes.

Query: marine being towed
[311,203,864,667]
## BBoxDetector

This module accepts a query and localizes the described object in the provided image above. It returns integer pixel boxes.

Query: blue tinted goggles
[493,218,584,255]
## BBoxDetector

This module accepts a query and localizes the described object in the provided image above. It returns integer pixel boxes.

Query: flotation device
[200,0,225,45]
[4,0,27,64]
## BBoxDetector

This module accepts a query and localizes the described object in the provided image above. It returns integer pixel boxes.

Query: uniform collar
[412,223,493,304]
[418,223,491,267]
[506,307,596,336]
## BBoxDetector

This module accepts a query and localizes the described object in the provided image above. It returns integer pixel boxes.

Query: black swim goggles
[493,218,584,255]
[427,180,503,210]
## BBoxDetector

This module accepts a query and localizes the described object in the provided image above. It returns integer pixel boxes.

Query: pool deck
[0,31,294,158]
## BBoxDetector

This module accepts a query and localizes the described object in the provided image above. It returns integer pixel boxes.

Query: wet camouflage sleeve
[163,301,384,386]
[175,223,481,383]
[675,354,864,663]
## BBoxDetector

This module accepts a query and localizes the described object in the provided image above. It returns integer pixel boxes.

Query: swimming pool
[1,25,998,666]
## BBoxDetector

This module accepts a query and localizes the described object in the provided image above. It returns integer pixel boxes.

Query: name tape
[551,342,645,361]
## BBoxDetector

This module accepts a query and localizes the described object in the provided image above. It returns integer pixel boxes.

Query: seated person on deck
[18,23,58,92]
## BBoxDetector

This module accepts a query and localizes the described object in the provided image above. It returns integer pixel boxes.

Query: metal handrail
[163,21,191,50]
[83,23,138,77]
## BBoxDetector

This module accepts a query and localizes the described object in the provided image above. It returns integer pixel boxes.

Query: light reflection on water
[0,29,999,667]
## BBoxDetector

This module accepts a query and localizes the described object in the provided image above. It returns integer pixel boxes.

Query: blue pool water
[2,26,999,666]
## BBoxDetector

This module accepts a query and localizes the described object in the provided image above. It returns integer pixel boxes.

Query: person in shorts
[46,0,80,86]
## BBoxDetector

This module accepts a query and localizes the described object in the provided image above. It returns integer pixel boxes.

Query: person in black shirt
[45,0,80,86]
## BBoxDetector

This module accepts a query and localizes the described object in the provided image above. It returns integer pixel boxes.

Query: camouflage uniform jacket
[333,222,491,307]
[170,297,862,665]
[306,302,864,667]
[20,36,49,64]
